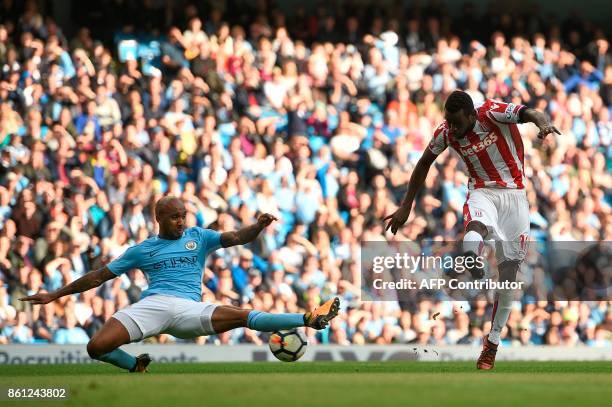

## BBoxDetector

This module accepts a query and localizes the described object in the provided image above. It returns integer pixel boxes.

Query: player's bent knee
[498,260,521,282]
[86,339,103,360]
[466,220,488,237]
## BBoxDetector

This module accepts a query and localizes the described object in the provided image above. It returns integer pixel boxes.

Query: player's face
[159,201,187,239]
[445,109,476,139]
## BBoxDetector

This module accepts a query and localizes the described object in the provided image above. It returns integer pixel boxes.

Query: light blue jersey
[107,227,222,301]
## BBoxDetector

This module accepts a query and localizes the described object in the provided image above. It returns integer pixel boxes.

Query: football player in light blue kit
[21,196,340,372]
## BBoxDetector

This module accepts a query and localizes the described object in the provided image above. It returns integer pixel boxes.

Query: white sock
[488,289,514,345]
[463,230,484,255]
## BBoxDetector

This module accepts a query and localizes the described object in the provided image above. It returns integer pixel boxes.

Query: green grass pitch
[2,361,611,407]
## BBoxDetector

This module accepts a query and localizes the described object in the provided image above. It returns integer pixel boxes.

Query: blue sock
[97,349,137,371]
[247,311,305,332]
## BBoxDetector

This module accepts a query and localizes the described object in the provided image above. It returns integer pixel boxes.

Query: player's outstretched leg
[87,317,149,373]
[462,221,487,279]
[478,260,520,370]
[211,297,340,333]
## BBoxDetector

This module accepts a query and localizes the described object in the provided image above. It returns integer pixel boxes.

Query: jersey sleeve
[482,99,526,124]
[107,245,140,276]
[428,123,449,155]
[198,227,222,253]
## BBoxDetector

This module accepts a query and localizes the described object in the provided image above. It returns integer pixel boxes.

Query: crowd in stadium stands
[0,0,610,347]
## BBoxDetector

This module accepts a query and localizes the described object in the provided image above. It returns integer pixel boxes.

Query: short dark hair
[444,91,474,115]
[155,195,180,219]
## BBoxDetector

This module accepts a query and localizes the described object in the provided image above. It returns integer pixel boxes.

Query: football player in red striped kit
[384,90,560,370]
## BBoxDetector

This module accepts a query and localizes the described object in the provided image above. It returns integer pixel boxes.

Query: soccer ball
[268,329,307,362]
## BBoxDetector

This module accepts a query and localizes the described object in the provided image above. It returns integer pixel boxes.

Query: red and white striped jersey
[428,99,526,190]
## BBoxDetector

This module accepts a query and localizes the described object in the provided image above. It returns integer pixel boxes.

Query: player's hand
[536,124,561,140]
[383,205,411,235]
[19,292,57,305]
[257,213,278,227]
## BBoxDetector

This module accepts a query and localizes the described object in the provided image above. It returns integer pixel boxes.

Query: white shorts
[463,188,530,263]
[112,294,218,342]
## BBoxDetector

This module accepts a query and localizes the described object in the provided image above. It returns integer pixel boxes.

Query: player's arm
[384,148,437,234]
[220,213,277,248]
[19,267,116,305]
[519,108,561,140]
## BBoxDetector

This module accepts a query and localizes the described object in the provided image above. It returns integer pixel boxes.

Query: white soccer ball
[268,329,308,362]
